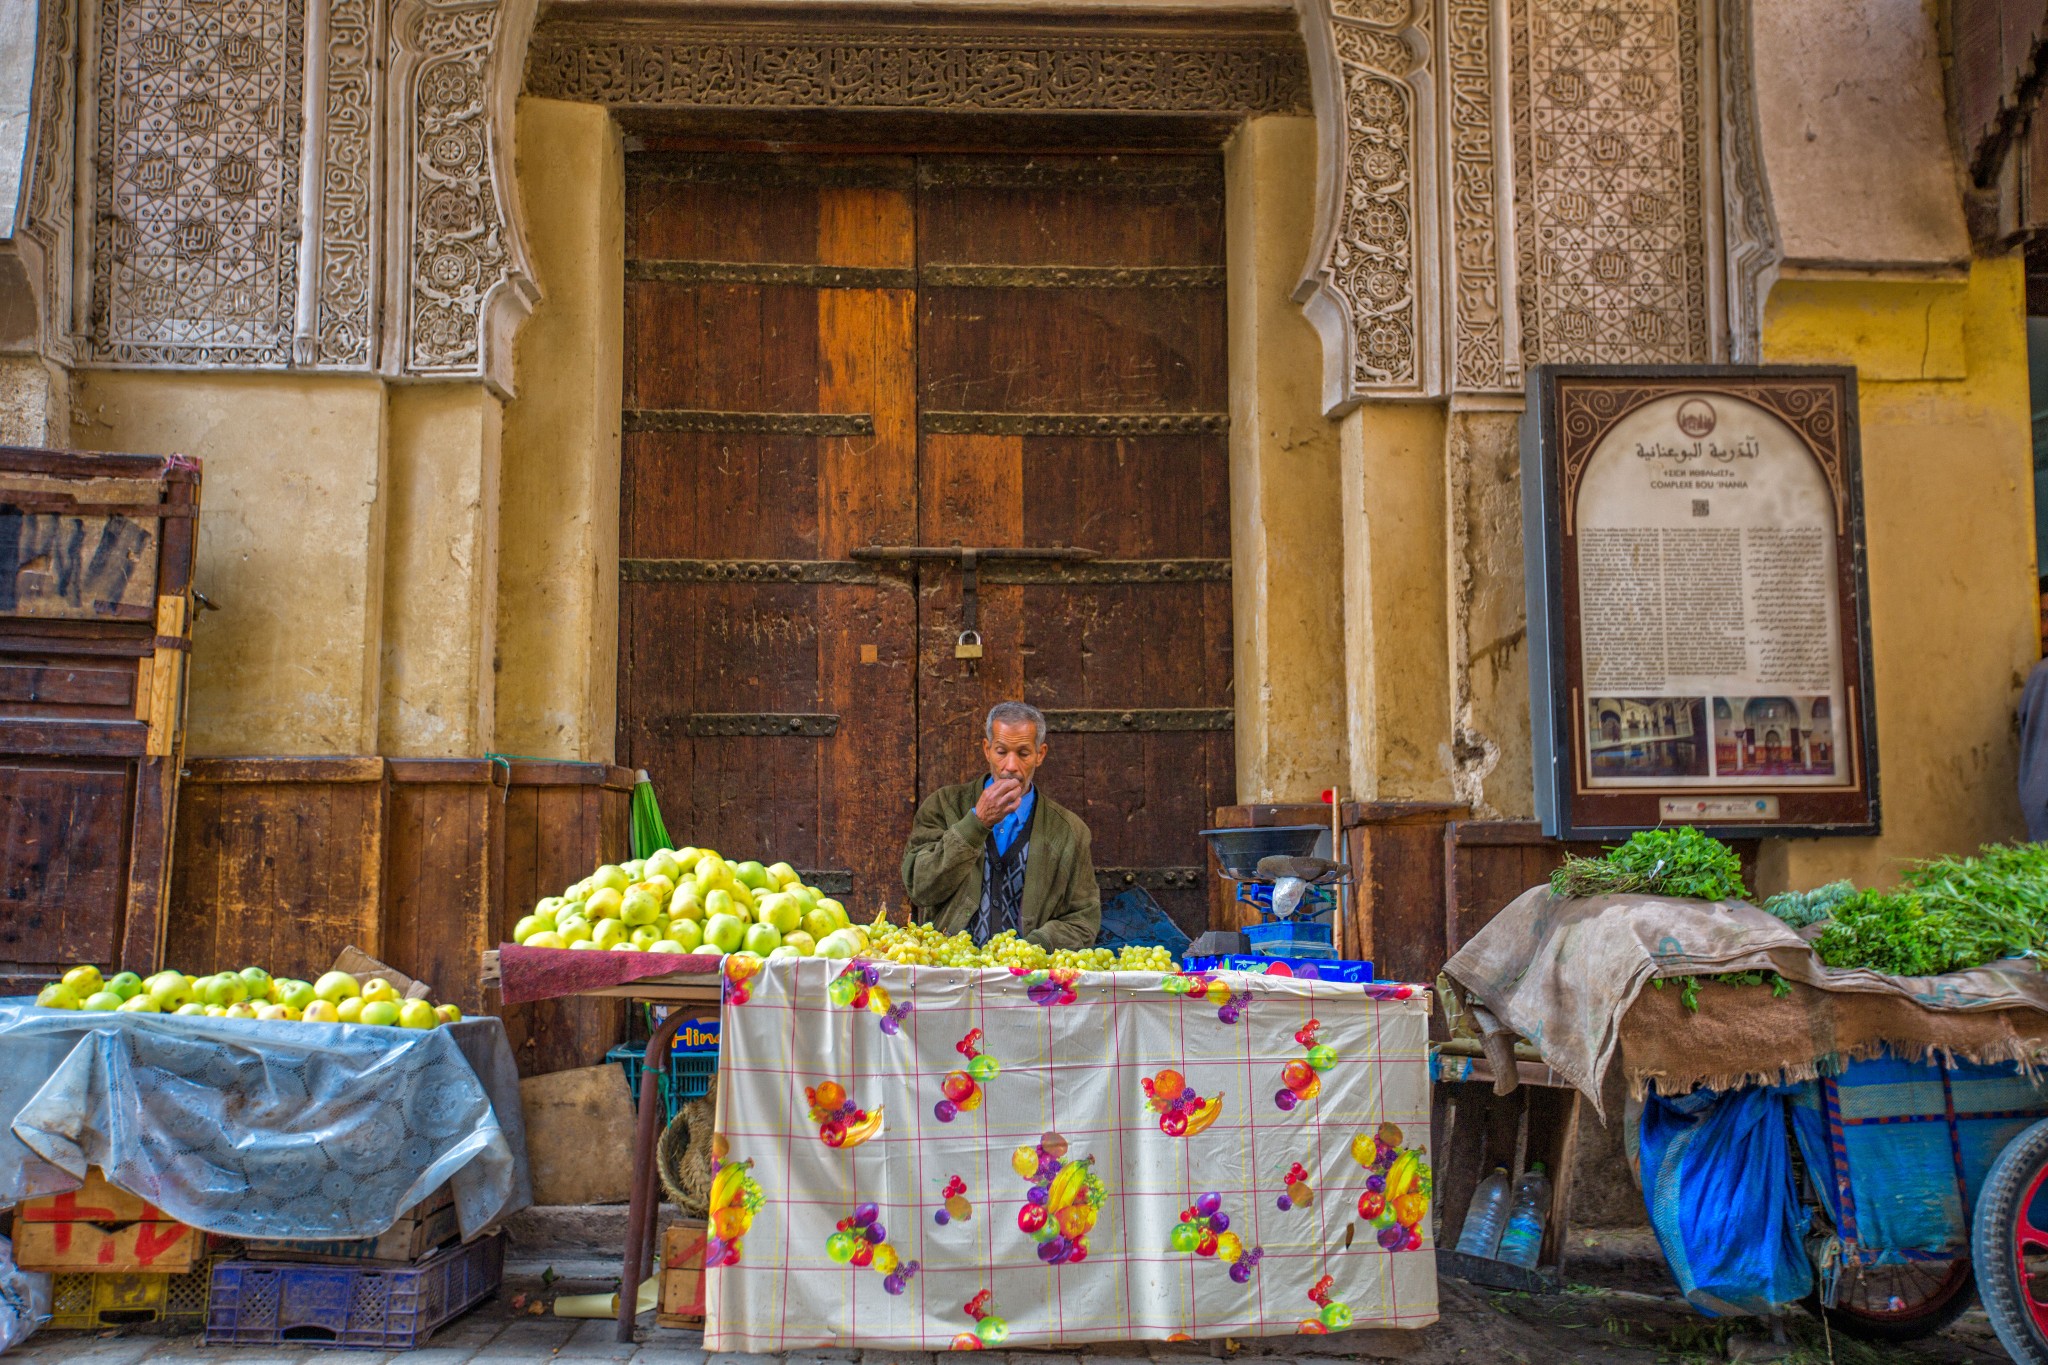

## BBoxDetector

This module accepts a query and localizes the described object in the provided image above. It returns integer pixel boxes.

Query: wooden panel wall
[168,756,632,1075]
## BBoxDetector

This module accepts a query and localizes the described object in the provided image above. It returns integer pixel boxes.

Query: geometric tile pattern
[90,0,304,365]
[1510,0,1710,366]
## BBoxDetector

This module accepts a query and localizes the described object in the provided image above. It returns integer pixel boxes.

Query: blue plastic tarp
[0,1002,531,1242]
[1641,1083,1813,1316]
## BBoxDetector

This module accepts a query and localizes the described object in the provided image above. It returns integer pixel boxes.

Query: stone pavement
[3,1255,2019,1364]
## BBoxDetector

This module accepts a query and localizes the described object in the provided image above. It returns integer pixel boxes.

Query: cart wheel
[1807,1258,1975,1342]
[1972,1114,2048,1363]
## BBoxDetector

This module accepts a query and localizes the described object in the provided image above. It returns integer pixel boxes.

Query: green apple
[759,894,803,936]
[584,887,624,921]
[116,994,158,1012]
[649,940,684,953]
[766,861,799,889]
[645,850,682,883]
[802,908,839,941]
[106,971,144,1000]
[558,923,592,946]
[396,999,438,1029]
[61,965,104,998]
[174,1002,207,1017]
[703,913,746,954]
[225,1002,257,1019]
[703,889,735,921]
[314,971,360,1003]
[146,975,192,1010]
[435,1004,462,1024]
[200,974,247,1007]
[277,980,317,1011]
[524,931,566,949]
[237,966,272,994]
[359,999,401,1027]
[620,890,661,927]
[669,918,705,953]
[769,945,804,960]
[621,859,646,880]
[203,1005,227,1018]
[513,914,549,943]
[816,897,850,928]
[815,929,861,960]
[591,918,628,950]
[630,925,660,948]
[591,865,630,894]
[782,930,816,957]
[35,983,80,1009]
[360,978,398,1005]
[336,997,365,1023]
[302,1000,340,1023]
[742,922,781,956]
[669,885,704,921]
[733,860,771,891]
[569,939,600,950]
[81,990,123,1011]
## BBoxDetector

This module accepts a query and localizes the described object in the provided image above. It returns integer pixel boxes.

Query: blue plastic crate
[204,1232,503,1351]
[609,1042,719,1123]
[1242,919,1336,958]
[1182,954,1374,983]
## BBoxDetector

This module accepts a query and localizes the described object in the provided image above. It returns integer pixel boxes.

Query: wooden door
[0,449,199,993]
[620,152,1233,933]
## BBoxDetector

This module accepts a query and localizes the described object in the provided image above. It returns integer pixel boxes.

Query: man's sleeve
[1027,828,1101,950]
[902,790,988,910]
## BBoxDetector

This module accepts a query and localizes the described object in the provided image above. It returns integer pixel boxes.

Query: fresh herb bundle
[1761,880,1855,930]
[1653,972,1794,1013]
[1549,827,1750,903]
[1807,844,2048,977]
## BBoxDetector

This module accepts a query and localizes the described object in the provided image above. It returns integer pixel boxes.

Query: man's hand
[974,778,1025,829]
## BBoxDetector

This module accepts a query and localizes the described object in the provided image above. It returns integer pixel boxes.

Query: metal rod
[848,545,1099,562]
[619,1008,688,1343]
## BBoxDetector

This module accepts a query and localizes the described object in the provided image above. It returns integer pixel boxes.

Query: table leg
[619,1010,688,1343]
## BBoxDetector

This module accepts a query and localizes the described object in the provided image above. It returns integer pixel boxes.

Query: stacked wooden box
[13,1168,216,1331]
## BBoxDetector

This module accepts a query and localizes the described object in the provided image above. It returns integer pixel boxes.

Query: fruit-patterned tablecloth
[704,958,1435,1350]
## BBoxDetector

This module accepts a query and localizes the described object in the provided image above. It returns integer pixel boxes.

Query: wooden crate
[1430,1051,1582,1290]
[243,1184,457,1265]
[656,1218,707,1328]
[0,449,200,996]
[16,1167,200,1274]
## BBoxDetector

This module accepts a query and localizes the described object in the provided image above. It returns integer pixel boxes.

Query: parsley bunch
[1549,827,1750,904]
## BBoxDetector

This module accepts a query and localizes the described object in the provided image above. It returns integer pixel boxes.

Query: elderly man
[901,701,1101,948]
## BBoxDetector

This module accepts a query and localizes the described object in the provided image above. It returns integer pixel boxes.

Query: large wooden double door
[618,151,1233,932]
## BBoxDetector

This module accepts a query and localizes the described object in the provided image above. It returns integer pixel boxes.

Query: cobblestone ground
[5,1256,2019,1364]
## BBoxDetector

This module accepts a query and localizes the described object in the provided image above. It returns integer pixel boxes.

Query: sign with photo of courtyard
[1522,367,1879,839]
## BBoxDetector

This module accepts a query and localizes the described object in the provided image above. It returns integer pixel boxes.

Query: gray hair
[985,701,1046,744]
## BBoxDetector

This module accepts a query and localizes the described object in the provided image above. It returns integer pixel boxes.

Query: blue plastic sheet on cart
[0,1001,531,1242]
[1641,1083,1813,1316]
[1788,1050,2048,1259]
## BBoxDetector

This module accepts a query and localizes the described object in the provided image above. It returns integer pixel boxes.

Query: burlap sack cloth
[1442,887,2048,1119]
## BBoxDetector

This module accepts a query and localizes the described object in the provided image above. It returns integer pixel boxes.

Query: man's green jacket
[900,781,1101,949]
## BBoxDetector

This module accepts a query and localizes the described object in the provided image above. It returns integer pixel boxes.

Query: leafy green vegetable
[1761,880,1855,930]
[1808,843,2048,976]
[1652,971,1793,1012]
[1549,827,1750,903]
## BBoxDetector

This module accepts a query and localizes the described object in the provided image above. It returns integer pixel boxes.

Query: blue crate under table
[204,1231,504,1351]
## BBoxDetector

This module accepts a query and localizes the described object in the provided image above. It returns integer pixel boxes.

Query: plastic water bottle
[1494,1162,1551,1269]
[1453,1166,1512,1257]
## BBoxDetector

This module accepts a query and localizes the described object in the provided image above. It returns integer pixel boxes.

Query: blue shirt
[983,778,1037,857]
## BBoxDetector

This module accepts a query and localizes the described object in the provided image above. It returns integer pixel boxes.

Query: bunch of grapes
[1168,1192,1262,1281]
[857,917,1176,973]
[1019,967,1079,1006]
[826,1202,920,1294]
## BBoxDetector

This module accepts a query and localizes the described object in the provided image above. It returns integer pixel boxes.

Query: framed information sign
[1522,366,1879,840]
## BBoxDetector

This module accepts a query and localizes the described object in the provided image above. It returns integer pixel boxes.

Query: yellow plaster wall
[1341,402,1453,800]
[1223,115,1347,802]
[380,382,502,757]
[1758,255,2038,889]
[496,97,624,762]
[68,371,389,754]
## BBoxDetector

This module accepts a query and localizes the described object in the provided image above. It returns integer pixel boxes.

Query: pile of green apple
[512,846,869,961]
[32,964,463,1029]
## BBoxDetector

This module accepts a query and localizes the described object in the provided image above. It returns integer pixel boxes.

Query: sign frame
[1522,364,1880,840]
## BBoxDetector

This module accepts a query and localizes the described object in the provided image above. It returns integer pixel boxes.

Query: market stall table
[486,944,1438,1349]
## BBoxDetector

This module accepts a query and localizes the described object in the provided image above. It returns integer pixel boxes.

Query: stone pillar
[1224,115,1347,803]
[379,383,502,756]
[68,371,391,755]
[1445,404,1535,817]
[495,97,624,762]
[1339,402,1453,801]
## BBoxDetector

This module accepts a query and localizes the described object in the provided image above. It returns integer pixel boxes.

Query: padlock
[954,629,984,660]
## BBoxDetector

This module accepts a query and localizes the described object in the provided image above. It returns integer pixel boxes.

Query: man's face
[983,720,1048,789]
